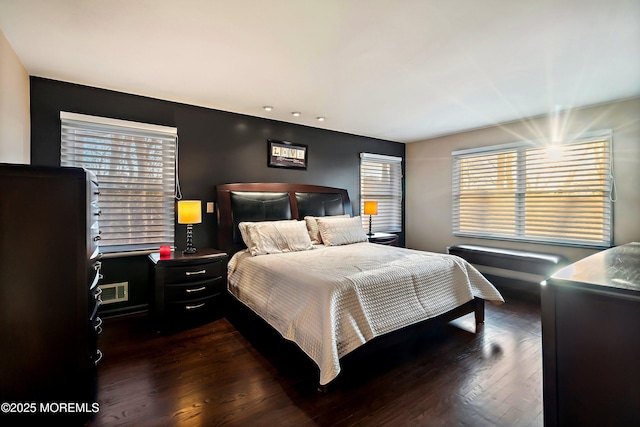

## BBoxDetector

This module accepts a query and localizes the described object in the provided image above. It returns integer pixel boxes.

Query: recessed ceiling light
[263,106,273,111]
[292,112,301,117]
[317,117,325,122]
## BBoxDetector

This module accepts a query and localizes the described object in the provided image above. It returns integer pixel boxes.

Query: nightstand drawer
[149,248,228,333]
[368,232,399,246]
[166,294,223,318]
[164,277,224,302]
[163,259,224,284]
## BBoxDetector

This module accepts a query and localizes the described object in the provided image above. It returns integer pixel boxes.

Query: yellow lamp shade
[177,200,202,224]
[363,201,378,215]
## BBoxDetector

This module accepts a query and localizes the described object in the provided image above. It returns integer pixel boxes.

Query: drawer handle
[185,302,205,310]
[94,261,102,271]
[94,349,103,365]
[93,235,102,241]
[94,210,101,216]
[186,286,207,293]
[94,316,103,332]
[185,269,206,276]
[95,287,103,305]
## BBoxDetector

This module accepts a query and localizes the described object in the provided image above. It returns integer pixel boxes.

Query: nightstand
[368,232,399,246]
[149,248,228,332]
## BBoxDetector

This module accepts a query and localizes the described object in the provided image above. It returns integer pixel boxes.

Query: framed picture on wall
[268,139,308,169]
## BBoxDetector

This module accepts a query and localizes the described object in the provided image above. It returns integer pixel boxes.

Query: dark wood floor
[90,292,543,426]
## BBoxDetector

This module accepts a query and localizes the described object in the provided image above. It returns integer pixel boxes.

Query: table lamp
[178,200,202,254]
[363,201,378,237]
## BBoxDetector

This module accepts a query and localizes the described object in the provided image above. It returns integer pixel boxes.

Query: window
[360,153,403,233]
[61,112,177,254]
[452,131,613,248]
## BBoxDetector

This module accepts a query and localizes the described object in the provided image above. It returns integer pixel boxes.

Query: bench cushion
[447,244,568,277]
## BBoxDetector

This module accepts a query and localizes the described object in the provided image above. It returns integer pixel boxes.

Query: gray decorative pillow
[304,214,349,244]
[240,220,313,256]
[316,216,368,246]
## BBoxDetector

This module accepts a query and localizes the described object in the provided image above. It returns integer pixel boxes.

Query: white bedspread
[228,242,504,385]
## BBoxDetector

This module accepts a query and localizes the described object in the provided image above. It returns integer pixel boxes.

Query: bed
[216,183,504,388]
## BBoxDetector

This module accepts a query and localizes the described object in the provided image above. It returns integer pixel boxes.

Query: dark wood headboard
[215,183,352,255]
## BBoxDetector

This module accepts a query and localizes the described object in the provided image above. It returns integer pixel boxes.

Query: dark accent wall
[30,77,405,315]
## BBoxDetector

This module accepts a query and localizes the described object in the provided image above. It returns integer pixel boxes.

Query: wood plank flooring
[90,293,543,426]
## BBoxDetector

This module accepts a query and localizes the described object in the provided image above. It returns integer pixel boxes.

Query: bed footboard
[475,297,485,325]
[316,297,486,392]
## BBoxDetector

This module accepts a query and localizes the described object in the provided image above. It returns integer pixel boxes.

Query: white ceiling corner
[0,0,638,143]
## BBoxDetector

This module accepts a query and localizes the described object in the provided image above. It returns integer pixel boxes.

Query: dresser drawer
[162,259,224,284]
[87,316,102,365]
[164,277,225,302]
[89,285,102,319]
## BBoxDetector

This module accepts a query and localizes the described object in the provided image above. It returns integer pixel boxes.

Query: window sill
[452,232,611,250]
[99,248,170,259]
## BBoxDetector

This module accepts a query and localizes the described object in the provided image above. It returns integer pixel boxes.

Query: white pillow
[239,220,313,256]
[238,221,257,248]
[316,216,368,246]
[238,220,294,249]
[304,214,349,244]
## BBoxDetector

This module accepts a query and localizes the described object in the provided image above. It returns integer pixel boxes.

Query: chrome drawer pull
[185,303,205,310]
[94,349,103,365]
[185,269,206,276]
[94,316,103,331]
[94,261,102,270]
[90,274,100,290]
[93,235,102,241]
[186,286,207,293]
[95,287,103,305]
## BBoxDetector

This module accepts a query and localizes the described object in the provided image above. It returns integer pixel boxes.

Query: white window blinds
[360,153,403,233]
[452,131,613,248]
[61,112,177,254]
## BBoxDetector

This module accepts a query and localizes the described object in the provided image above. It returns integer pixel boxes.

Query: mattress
[228,242,504,385]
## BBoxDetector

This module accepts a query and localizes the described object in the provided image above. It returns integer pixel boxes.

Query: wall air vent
[100,282,128,304]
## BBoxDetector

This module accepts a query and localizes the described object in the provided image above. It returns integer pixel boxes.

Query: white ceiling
[1,0,639,143]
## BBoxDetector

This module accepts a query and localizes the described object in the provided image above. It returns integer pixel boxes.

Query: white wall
[406,97,640,263]
[0,27,30,164]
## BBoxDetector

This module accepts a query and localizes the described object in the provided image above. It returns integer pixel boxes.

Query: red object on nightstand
[159,245,171,258]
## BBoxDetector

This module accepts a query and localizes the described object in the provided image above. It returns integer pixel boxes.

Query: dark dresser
[0,163,103,423]
[541,242,640,426]
[149,248,228,332]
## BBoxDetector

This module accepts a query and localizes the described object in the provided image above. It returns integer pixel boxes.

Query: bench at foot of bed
[448,244,569,300]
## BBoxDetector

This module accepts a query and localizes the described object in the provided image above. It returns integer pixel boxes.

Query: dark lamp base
[183,223,197,255]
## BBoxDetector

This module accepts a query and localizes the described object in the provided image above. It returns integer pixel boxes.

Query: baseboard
[98,304,149,319]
